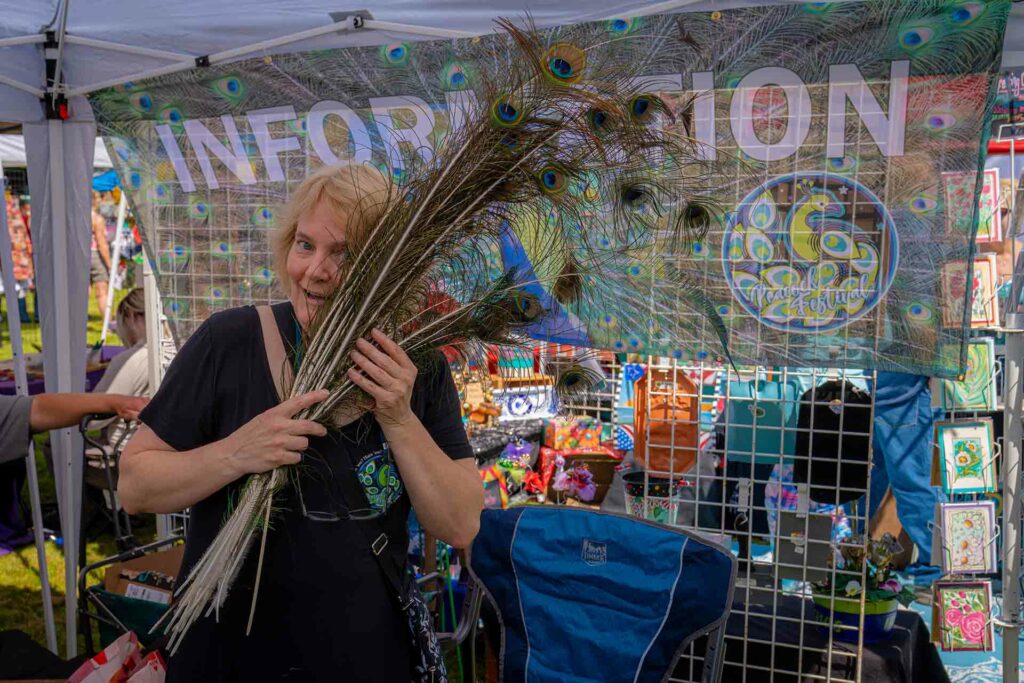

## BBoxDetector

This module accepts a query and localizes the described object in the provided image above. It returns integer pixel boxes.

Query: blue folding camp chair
[470,506,736,683]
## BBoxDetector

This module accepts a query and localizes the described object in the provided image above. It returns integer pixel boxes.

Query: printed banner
[90,0,1010,376]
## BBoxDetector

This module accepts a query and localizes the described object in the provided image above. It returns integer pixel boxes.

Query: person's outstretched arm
[29,393,148,433]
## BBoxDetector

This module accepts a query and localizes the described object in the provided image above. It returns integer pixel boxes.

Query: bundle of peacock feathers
[158,19,729,650]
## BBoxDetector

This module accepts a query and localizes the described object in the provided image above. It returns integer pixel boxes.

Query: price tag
[125,584,171,605]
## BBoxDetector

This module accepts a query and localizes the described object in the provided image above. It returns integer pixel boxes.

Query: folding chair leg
[701,624,726,683]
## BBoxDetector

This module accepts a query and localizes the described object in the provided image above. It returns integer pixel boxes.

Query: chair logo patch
[581,539,607,566]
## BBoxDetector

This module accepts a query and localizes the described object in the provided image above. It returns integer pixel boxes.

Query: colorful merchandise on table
[480,466,510,510]
[765,464,852,544]
[725,374,805,464]
[552,458,598,502]
[634,368,699,474]
[615,363,646,425]
[544,416,602,450]
[622,471,687,526]
[613,424,635,452]
[537,446,620,504]
[496,440,532,487]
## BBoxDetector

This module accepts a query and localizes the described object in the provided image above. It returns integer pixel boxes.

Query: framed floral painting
[939,257,999,329]
[939,501,998,574]
[935,581,994,651]
[935,419,997,494]
[941,168,1002,242]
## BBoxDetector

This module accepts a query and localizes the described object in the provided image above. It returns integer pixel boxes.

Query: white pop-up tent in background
[0,0,1021,666]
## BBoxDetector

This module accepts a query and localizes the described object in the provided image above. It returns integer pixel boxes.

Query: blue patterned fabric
[470,507,736,683]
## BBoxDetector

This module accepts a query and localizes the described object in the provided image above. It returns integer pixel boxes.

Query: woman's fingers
[347,367,386,399]
[286,419,327,437]
[370,328,416,371]
[355,337,401,375]
[272,389,330,417]
[350,350,392,387]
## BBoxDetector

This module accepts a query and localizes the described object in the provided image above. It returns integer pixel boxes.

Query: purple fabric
[0,345,123,395]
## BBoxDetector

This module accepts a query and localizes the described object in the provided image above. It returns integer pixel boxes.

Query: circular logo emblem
[723,172,898,333]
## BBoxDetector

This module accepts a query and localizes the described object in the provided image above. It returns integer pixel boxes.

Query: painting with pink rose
[936,581,994,651]
[940,501,997,575]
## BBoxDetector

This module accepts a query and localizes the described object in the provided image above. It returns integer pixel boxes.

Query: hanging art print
[89,0,1011,376]
[938,501,997,574]
[935,418,997,494]
[940,338,997,410]
[939,255,999,328]
[935,581,995,652]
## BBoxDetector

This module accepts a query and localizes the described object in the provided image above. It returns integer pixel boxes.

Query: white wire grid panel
[558,357,878,683]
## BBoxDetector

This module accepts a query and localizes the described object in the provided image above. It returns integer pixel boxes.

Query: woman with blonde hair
[119,164,482,681]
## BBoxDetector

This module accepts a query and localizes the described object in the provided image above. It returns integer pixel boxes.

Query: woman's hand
[347,329,417,428]
[222,390,329,476]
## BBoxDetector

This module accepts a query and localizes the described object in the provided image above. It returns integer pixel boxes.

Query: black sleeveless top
[139,302,473,682]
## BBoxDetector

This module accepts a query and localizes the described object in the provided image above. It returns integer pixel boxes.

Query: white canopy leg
[0,163,58,654]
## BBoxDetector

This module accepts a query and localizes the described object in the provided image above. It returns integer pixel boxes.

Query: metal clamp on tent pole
[42,31,68,120]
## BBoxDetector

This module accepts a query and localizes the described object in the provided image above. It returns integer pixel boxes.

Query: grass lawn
[0,289,130,360]
[0,287,154,656]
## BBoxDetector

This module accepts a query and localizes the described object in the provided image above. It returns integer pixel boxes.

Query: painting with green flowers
[936,418,997,494]
[936,581,994,651]
[941,338,997,410]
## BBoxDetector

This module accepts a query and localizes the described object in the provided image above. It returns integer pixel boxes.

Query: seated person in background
[91,288,151,450]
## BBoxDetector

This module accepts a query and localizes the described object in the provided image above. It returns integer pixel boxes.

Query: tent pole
[46,118,80,659]
[63,35,192,62]
[0,34,45,48]
[0,166,58,655]
[141,257,173,539]
[67,16,358,98]
[0,74,44,98]
[359,19,476,39]
[99,193,128,345]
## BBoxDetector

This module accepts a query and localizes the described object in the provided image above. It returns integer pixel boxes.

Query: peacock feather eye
[536,165,568,196]
[212,75,246,104]
[158,105,185,127]
[491,96,524,127]
[606,17,641,35]
[543,43,586,84]
[188,197,210,221]
[442,62,469,90]
[948,2,984,27]
[628,94,659,124]
[588,107,612,135]
[512,290,542,321]
[380,42,410,66]
[129,91,154,114]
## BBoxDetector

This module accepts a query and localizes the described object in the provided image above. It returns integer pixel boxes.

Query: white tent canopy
[0,0,1020,661]
[0,134,109,167]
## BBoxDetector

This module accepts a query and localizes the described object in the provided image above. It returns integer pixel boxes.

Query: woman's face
[286,200,350,329]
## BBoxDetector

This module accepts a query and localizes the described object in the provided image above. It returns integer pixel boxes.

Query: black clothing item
[139,303,472,682]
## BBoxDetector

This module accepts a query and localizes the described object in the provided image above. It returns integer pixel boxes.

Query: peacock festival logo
[723,172,899,334]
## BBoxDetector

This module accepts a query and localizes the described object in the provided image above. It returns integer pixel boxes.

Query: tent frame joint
[195,55,211,68]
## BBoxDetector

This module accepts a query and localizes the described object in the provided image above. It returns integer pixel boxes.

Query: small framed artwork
[935,581,995,651]
[941,338,996,411]
[939,258,1000,329]
[935,419,997,494]
[939,501,998,574]
[941,168,1002,242]
[976,168,1002,243]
